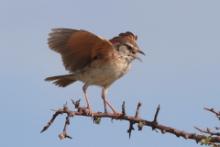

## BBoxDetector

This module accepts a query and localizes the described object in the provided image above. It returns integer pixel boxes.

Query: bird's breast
[76,57,131,87]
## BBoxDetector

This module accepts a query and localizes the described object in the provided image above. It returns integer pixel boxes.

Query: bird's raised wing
[48,28,114,72]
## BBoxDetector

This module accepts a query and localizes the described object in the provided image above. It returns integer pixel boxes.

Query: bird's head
[110,32,145,62]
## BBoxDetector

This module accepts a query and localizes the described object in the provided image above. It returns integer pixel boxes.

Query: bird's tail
[45,74,77,87]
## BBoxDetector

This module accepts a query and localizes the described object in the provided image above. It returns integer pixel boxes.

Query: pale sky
[1,0,220,147]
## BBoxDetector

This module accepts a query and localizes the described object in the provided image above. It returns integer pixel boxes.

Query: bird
[45,28,145,114]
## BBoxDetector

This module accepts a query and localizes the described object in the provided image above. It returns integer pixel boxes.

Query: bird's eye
[127,45,132,50]
[126,45,136,54]
[124,44,133,51]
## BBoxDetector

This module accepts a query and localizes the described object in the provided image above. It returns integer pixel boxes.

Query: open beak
[134,48,145,62]
[134,56,143,62]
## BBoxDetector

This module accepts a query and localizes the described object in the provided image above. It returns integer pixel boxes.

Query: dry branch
[205,107,220,120]
[195,127,220,137]
[41,100,220,146]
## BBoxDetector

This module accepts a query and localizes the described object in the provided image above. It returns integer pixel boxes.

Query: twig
[41,104,74,139]
[121,101,126,116]
[127,102,141,138]
[135,102,142,118]
[195,127,220,136]
[127,121,135,138]
[41,108,65,133]
[151,105,160,130]
[204,107,220,120]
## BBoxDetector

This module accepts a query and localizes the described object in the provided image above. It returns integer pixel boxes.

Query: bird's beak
[134,45,145,55]
[138,49,145,55]
[134,56,143,62]
[134,47,145,62]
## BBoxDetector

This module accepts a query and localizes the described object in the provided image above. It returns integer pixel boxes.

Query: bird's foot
[84,106,93,116]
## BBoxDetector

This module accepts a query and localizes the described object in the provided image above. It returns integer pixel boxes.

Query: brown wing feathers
[63,30,96,71]
[48,28,114,72]
[48,28,77,53]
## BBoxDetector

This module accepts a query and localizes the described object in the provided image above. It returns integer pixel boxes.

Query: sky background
[1,0,220,146]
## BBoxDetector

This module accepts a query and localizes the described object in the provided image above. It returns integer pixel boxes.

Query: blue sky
[0,0,220,146]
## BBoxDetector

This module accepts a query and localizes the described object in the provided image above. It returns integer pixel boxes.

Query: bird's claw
[84,106,93,116]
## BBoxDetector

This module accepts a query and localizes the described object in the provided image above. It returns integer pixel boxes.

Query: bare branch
[41,101,220,145]
[204,107,220,120]
[195,127,220,136]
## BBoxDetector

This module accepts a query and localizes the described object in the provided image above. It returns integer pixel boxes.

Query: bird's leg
[101,88,108,113]
[83,84,92,114]
[101,88,117,114]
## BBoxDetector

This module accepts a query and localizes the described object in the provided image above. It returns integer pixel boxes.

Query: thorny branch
[204,107,220,120]
[41,100,220,146]
[193,108,220,146]
[195,127,220,137]
[127,102,142,138]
